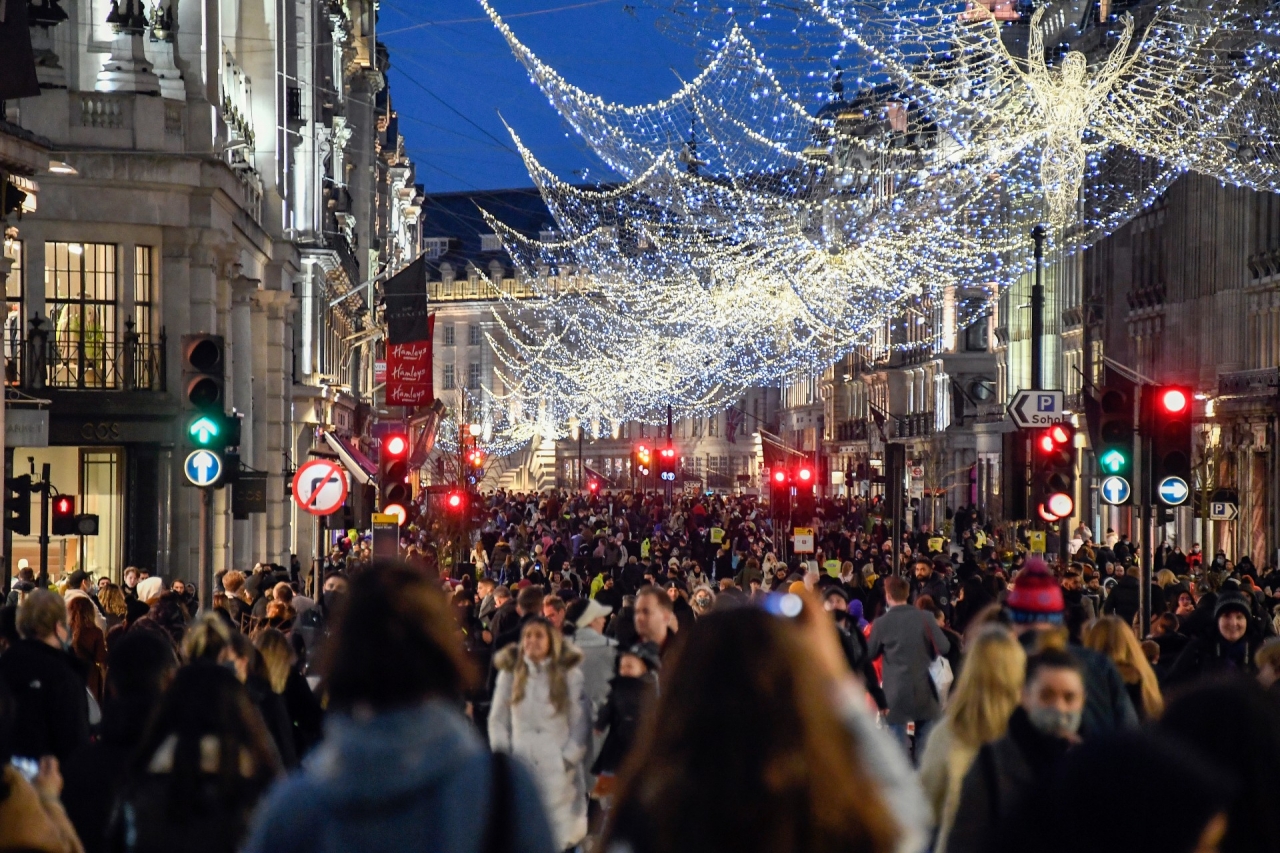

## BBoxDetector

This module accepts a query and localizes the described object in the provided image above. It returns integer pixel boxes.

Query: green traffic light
[1100,448,1128,474]
[188,415,221,446]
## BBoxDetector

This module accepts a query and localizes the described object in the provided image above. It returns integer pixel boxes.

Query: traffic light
[633,444,651,477]
[1096,384,1134,478]
[4,475,30,536]
[181,334,225,413]
[769,467,790,507]
[378,432,410,509]
[445,490,466,512]
[465,445,485,487]
[658,446,677,482]
[1032,423,1075,520]
[1147,384,1193,504]
[52,494,76,536]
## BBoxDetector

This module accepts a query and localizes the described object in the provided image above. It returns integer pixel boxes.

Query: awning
[323,431,376,485]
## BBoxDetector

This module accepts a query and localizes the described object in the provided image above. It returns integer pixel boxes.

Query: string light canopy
[467,0,1280,425]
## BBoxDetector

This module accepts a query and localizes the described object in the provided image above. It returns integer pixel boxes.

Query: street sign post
[1210,501,1239,521]
[1008,389,1067,428]
[1100,475,1131,506]
[793,527,815,554]
[371,512,399,560]
[1028,530,1046,553]
[1157,475,1189,506]
[184,450,223,487]
[292,459,349,516]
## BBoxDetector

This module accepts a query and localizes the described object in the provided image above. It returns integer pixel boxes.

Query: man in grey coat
[867,575,950,761]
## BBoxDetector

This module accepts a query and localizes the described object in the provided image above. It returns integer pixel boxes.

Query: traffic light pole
[37,463,49,588]
[1031,225,1046,391]
[199,485,213,613]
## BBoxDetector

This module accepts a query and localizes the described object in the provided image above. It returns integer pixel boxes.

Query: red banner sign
[386,339,433,406]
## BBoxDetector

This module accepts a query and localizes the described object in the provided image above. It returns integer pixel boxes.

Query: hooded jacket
[242,700,555,853]
[489,642,590,850]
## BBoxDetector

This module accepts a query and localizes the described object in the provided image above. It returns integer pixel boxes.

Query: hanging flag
[387,314,434,406]
[0,0,41,101]
[383,256,429,344]
[726,405,745,444]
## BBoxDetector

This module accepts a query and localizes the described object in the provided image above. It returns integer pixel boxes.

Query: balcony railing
[895,411,935,438]
[7,317,166,392]
[834,419,870,442]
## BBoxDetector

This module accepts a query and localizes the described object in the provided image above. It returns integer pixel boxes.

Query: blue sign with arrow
[184,450,223,487]
[1158,476,1189,506]
[1100,475,1131,505]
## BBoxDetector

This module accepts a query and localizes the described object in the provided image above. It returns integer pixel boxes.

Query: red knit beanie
[1006,557,1064,624]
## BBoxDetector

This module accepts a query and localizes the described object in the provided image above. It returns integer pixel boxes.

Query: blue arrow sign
[1100,475,1131,505]
[1158,476,1189,506]
[184,450,223,487]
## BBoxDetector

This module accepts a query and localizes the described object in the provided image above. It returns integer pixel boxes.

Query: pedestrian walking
[490,617,591,852]
[867,575,951,759]
[0,590,90,764]
[602,599,929,853]
[946,648,1086,853]
[1082,616,1163,721]
[244,565,556,853]
[109,664,280,853]
[918,625,1026,853]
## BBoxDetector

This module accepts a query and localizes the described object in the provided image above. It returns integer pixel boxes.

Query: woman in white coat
[490,617,590,851]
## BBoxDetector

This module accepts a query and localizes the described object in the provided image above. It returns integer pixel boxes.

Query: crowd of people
[1,487,1278,853]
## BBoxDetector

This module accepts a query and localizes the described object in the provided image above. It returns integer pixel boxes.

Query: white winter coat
[489,643,590,850]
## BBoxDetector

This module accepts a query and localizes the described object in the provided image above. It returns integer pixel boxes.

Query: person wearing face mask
[0,590,91,765]
[1004,559,1137,738]
[945,648,1086,853]
[1167,591,1264,686]
[293,571,348,674]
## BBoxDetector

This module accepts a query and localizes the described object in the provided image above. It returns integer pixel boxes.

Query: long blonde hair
[946,625,1026,748]
[1084,616,1163,719]
[508,619,575,715]
[254,628,293,694]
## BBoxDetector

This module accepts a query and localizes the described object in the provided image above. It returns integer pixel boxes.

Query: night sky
[379,0,706,193]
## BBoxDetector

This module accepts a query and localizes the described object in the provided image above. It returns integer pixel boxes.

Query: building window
[442,364,455,390]
[133,246,155,345]
[467,362,481,390]
[480,234,502,252]
[46,242,118,389]
[468,323,481,346]
[443,323,455,347]
[4,235,22,386]
[424,238,450,259]
[708,414,719,437]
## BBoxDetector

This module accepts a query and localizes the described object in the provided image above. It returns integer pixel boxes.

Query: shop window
[45,242,118,388]
[133,246,156,344]
[4,233,21,385]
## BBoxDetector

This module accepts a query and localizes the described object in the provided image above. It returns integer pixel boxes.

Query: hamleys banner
[386,315,434,406]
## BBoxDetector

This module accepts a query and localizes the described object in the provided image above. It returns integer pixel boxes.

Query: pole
[1031,225,1046,391]
[1138,395,1152,637]
[37,463,49,588]
[198,485,212,613]
[665,404,674,507]
[2,447,11,598]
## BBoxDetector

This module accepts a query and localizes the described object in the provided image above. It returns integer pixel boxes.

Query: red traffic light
[797,466,813,483]
[1160,388,1189,414]
[773,469,787,483]
[588,480,599,493]
[55,496,73,515]
[446,491,464,510]
[1046,492,1074,518]
[1037,433,1056,454]
[383,434,408,458]
[1048,424,1071,445]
